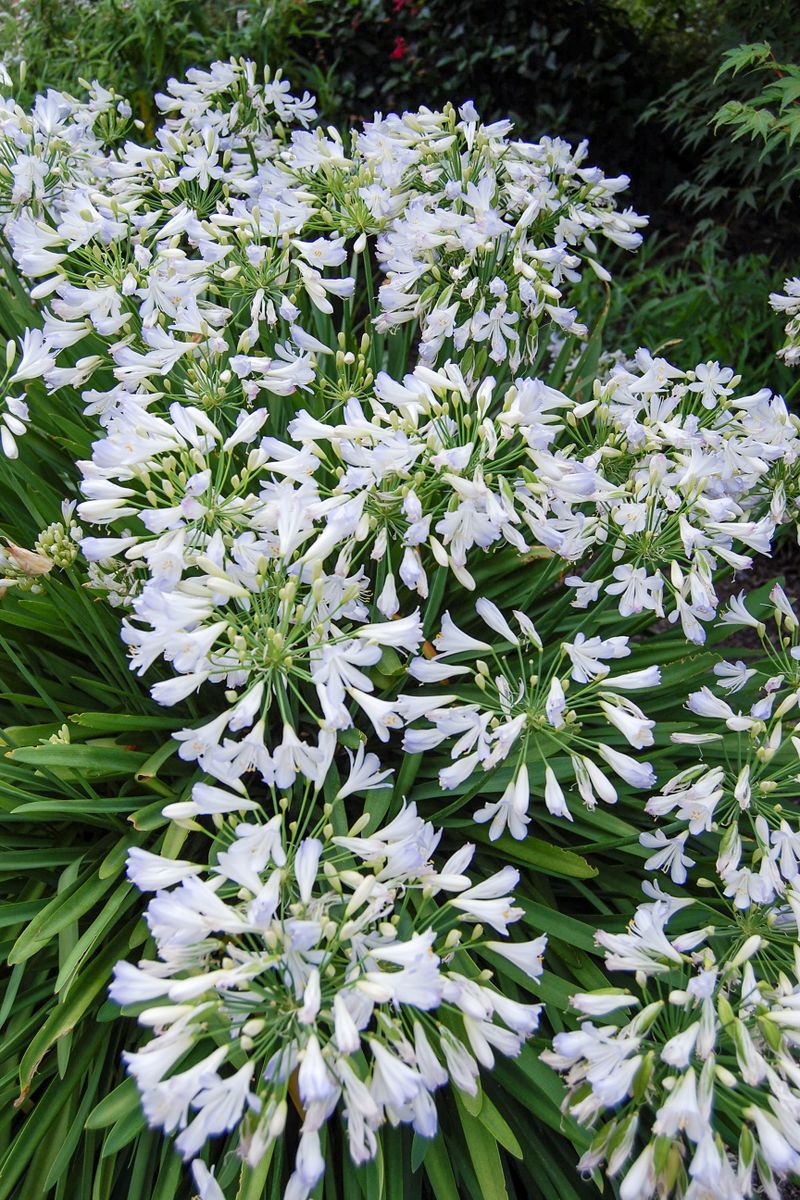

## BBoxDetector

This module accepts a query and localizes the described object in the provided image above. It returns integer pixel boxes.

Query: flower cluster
[543,892,800,1200]
[113,803,545,1198]
[366,118,647,365]
[769,277,800,367]
[0,77,131,219]
[404,598,658,838]
[560,351,798,640]
[644,586,800,907]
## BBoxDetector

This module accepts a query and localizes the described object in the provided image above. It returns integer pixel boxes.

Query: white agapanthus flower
[645,586,800,907]
[403,599,658,836]
[543,890,800,1200]
[769,276,800,367]
[112,803,545,1198]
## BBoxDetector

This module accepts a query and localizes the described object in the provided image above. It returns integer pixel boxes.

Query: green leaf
[85,1077,140,1131]
[43,1055,105,1189]
[70,711,182,733]
[100,1105,147,1157]
[477,1095,523,1160]
[134,738,178,781]
[454,1092,508,1200]
[7,742,148,775]
[422,1135,460,1200]
[236,1144,275,1200]
[9,841,130,965]
[0,1027,106,1200]
[470,828,597,879]
[18,924,134,1092]
[410,1133,429,1173]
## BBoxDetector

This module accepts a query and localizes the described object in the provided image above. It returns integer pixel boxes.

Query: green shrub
[641,0,800,231]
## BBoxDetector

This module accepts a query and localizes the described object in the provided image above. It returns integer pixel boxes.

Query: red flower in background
[390,35,408,61]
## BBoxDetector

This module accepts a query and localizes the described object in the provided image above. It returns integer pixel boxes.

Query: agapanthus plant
[0,54,799,1200]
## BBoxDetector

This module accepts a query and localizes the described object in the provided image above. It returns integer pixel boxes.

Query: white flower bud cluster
[34,500,82,568]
